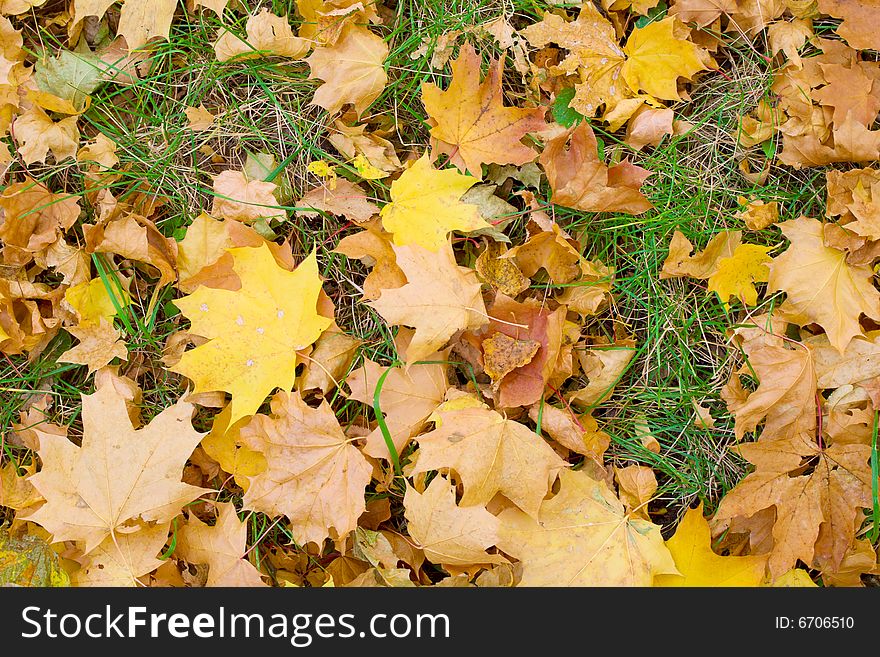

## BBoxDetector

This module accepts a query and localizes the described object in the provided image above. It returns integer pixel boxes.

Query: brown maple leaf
[422,42,546,177]
[539,122,653,214]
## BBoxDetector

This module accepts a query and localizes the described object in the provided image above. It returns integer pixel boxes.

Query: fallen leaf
[14,105,79,165]
[368,242,487,367]
[422,43,546,177]
[474,241,530,296]
[614,465,657,520]
[333,220,407,300]
[171,244,332,425]
[768,216,880,353]
[211,170,286,224]
[307,24,387,116]
[412,406,567,517]
[379,154,486,251]
[214,10,309,62]
[816,0,880,51]
[58,319,128,374]
[346,337,448,461]
[539,122,653,215]
[184,104,215,131]
[297,179,379,224]
[72,525,168,587]
[660,229,741,279]
[654,505,768,586]
[707,243,772,306]
[0,530,69,587]
[497,469,677,585]
[177,503,266,587]
[404,476,506,571]
[239,392,373,545]
[27,380,206,554]
[737,196,779,231]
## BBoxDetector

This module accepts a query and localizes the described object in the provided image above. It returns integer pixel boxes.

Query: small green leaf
[551,88,584,128]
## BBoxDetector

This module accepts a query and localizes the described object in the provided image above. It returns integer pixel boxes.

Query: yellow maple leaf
[497,469,678,584]
[64,276,130,326]
[622,17,710,102]
[654,505,768,586]
[171,243,332,425]
[379,154,487,251]
[707,243,772,306]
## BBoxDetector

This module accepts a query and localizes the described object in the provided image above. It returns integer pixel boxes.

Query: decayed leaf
[368,242,486,367]
[474,294,567,408]
[482,332,541,384]
[475,241,530,296]
[307,24,387,116]
[497,469,677,585]
[404,476,505,571]
[737,196,779,231]
[654,505,768,586]
[238,391,373,545]
[297,179,379,224]
[539,122,653,215]
[768,216,880,353]
[211,170,286,223]
[172,244,332,425]
[707,244,772,306]
[27,381,206,554]
[379,154,486,251]
[0,530,69,587]
[177,503,266,587]
[413,406,567,517]
[422,42,545,177]
[214,10,309,62]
